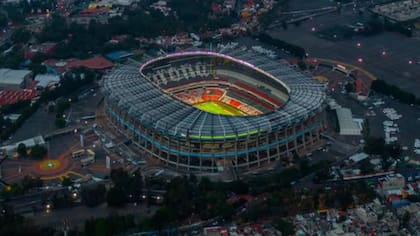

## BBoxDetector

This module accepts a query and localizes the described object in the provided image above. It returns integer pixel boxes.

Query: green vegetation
[106,168,143,207]
[37,2,235,58]
[273,217,295,235]
[1,161,378,235]
[83,214,136,236]
[259,0,290,28]
[54,98,71,128]
[317,25,356,41]
[81,184,106,208]
[345,82,356,93]
[257,32,306,58]
[17,143,27,157]
[364,136,401,170]
[194,101,245,116]
[0,46,24,69]
[61,176,73,187]
[11,28,31,44]
[363,118,370,139]
[0,204,55,236]
[371,79,420,105]
[0,175,43,199]
[30,144,47,159]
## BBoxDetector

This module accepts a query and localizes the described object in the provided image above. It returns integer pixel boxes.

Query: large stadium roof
[104,49,326,140]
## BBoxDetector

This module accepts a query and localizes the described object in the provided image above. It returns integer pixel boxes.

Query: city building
[0,69,32,90]
[24,42,58,59]
[371,0,420,23]
[34,74,60,90]
[378,174,406,193]
[335,107,361,136]
[45,57,114,75]
[0,135,46,157]
[0,89,38,106]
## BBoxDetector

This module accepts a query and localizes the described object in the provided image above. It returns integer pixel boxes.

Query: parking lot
[267,3,420,94]
[331,92,420,158]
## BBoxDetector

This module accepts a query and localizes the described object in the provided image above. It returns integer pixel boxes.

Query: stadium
[103,47,327,174]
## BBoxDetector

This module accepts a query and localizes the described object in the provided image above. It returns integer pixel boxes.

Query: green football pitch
[194,101,244,116]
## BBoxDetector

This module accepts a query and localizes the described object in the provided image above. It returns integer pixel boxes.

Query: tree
[0,13,7,28]
[360,159,374,174]
[364,137,385,155]
[110,168,131,187]
[363,118,370,138]
[17,143,27,157]
[274,217,295,235]
[281,21,288,30]
[21,175,43,192]
[55,118,66,128]
[61,177,73,187]
[297,60,307,70]
[81,184,106,207]
[30,63,46,75]
[228,180,248,194]
[30,144,47,159]
[107,187,126,207]
[401,211,410,228]
[11,28,31,44]
[345,82,356,93]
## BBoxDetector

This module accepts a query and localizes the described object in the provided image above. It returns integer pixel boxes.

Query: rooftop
[104,48,326,142]
[45,57,114,74]
[371,0,420,22]
[336,107,361,136]
[0,90,38,106]
[0,69,32,85]
[34,74,60,88]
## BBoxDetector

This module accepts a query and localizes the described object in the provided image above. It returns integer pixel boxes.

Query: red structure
[24,42,58,59]
[0,90,38,106]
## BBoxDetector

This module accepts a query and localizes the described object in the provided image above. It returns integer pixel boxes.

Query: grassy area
[194,101,244,116]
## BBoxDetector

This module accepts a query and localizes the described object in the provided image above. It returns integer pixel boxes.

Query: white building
[0,135,46,156]
[0,69,32,90]
[34,74,60,89]
[355,207,378,224]
[336,107,361,135]
[349,152,369,163]
[378,174,406,192]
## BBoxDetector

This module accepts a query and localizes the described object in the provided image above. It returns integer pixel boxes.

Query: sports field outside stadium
[194,101,244,116]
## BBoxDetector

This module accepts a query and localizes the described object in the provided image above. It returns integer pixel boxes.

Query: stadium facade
[103,48,327,173]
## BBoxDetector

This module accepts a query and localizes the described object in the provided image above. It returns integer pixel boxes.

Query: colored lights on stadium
[139,51,291,93]
[381,51,387,56]
[408,60,413,65]
[357,58,363,63]
[356,42,361,48]
[311,27,316,32]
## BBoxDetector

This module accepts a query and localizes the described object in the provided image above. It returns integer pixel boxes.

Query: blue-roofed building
[105,50,134,61]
